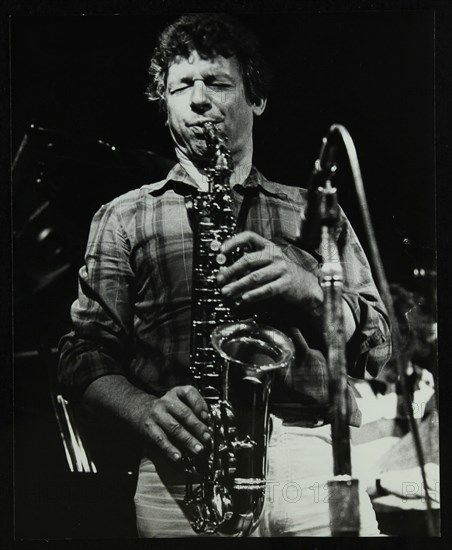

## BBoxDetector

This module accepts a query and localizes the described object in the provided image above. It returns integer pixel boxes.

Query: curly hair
[146,13,272,110]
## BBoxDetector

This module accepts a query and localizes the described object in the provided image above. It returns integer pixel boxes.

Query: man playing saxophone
[58,13,391,536]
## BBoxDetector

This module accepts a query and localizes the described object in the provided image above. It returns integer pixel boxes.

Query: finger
[221,264,282,299]
[167,398,212,445]
[146,422,184,462]
[158,411,207,456]
[217,250,272,285]
[220,231,269,255]
[242,277,287,302]
[176,385,210,421]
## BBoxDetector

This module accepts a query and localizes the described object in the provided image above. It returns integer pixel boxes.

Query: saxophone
[184,122,295,536]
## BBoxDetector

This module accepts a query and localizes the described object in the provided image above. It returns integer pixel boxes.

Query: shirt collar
[145,163,278,195]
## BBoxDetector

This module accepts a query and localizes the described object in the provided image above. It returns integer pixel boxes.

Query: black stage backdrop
[11,11,435,286]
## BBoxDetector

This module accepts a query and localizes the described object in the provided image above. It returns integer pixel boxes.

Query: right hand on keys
[139,385,211,462]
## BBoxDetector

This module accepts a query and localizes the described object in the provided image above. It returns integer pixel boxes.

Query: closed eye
[169,84,192,94]
[168,79,235,94]
[208,82,233,89]
[204,75,234,89]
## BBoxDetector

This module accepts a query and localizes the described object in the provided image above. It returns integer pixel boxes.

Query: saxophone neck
[204,122,233,176]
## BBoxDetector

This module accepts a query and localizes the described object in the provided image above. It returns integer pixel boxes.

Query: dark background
[9,10,438,540]
[11,11,435,285]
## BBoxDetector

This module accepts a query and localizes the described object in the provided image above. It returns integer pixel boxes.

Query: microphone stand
[302,124,436,536]
[303,136,360,536]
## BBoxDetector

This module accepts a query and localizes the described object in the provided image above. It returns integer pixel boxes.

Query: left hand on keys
[216,230,323,310]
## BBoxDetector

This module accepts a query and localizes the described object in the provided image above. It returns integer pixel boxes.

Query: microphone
[299,127,340,251]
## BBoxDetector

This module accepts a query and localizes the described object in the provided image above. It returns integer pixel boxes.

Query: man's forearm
[82,374,157,438]
[82,375,211,461]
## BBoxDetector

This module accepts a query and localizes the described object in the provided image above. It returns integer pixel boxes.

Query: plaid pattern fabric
[58,164,391,424]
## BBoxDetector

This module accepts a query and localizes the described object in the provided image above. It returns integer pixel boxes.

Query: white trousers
[134,415,380,537]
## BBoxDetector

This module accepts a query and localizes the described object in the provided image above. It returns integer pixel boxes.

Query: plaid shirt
[58,164,391,426]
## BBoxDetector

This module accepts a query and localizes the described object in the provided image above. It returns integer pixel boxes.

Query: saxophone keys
[210,239,221,252]
[216,253,227,265]
[227,451,237,475]
[233,435,257,450]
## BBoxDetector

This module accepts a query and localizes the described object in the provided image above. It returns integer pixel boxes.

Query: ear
[252,97,267,117]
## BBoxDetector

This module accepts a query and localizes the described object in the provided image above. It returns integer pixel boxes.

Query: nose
[190,80,211,113]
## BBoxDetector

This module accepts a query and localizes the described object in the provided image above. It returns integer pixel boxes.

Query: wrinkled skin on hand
[140,385,211,462]
[217,230,323,309]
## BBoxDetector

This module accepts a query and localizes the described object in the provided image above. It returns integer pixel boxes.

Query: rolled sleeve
[281,209,391,379]
[339,214,392,378]
[58,201,135,399]
[342,290,391,377]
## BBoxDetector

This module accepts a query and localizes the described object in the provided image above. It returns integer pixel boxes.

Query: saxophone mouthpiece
[203,122,232,172]
[203,121,219,151]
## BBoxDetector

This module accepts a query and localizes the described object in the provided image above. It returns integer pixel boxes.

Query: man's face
[164,50,265,163]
